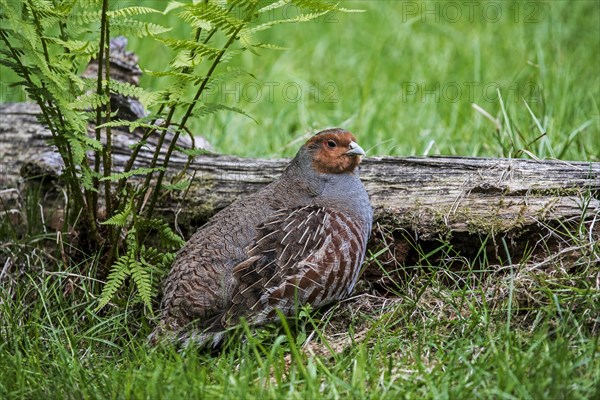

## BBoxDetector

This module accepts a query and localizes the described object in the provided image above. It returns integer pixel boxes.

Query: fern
[97,205,184,312]
[131,257,153,310]
[143,69,200,83]
[100,167,165,182]
[41,37,99,55]
[96,226,154,312]
[106,80,159,106]
[139,218,186,249]
[161,179,191,191]
[178,2,244,34]
[107,6,162,19]
[70,6,162,25]
[175,147,212,157]
[110,19,172,38]
[243,10,329,35]
[96,250,131,310]
[68,92,110,111]
[96,119,171,133]
[156,37,222,60]
[101,200,133,226]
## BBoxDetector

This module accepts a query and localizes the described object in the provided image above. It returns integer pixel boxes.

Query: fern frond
[107,6,162,19]
[0,57,24,72]
[141,245,161,262]
[177,11,212,31]
[96,255,130,310]
[156,37,222,60]
[257,0,288,14]
[251,42,287,51]
[102,198,137,228]
[68,92,110,111]
[290,0,341,12]
[25,0,68,20]
[210,67,254,83]
[141,245,176,269]
[96,119,170,133]
[65,134,87,165]
[42,37,98,55]
[80,166,97,191]
[162,1,186,15]
[161,179,191,191]
[79,132,103,151]
[243,10,328,36]
[142,245,176,294]
[143,70,201,84]
[100,167,165,182]
[125,226,139,255]
[179,2,244,34]
[152,80,188,106]
[1,12,39,49]
[175,147,212,157]
[192,102,256,122]
[96,223,158,311]
[73,0,102,8]
[231,0,261,14]
[110,19,172,38]
[160,252,177,266]
[131,258,153,310]
[168,50,204,70]
[101,204,132,227]
[72,6,160,25]
[106,80,159,108]
[139,218,185,248]
[34,10,71,29]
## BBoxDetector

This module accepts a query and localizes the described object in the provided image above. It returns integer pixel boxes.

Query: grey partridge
[150,128,372,346]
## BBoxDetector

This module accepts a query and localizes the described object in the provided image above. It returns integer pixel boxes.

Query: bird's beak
[346,141,366,156]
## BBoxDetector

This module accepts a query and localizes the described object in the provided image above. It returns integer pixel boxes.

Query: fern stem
[93,0,110,217]
[170,123,198,184]
[146,12,253,216]
[28,4,50,63]
[102,8,113,220]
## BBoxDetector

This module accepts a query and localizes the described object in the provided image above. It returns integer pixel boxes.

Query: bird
[149,128,373,346]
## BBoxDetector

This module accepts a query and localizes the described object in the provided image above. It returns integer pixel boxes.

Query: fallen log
[1,101,599,275]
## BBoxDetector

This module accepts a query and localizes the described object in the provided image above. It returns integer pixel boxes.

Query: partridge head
[151,128,372,346]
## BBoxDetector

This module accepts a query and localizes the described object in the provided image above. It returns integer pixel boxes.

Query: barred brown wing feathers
[227,206,324,320]
[225,205,367,326]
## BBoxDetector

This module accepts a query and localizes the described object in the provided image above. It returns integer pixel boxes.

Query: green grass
[1,244,599,399]
[1,1,599,399]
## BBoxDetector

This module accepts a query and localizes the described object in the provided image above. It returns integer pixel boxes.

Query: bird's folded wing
[225,205,366,326]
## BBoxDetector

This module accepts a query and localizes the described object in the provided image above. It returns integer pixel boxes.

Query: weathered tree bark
[2,102,599,263]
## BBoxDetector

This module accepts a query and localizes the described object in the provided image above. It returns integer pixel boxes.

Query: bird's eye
[327,140,337,148]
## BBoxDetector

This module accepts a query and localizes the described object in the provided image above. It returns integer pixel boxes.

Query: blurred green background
[1,0,598,160]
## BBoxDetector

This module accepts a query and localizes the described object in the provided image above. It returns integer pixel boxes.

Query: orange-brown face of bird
[306,130,366,175]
